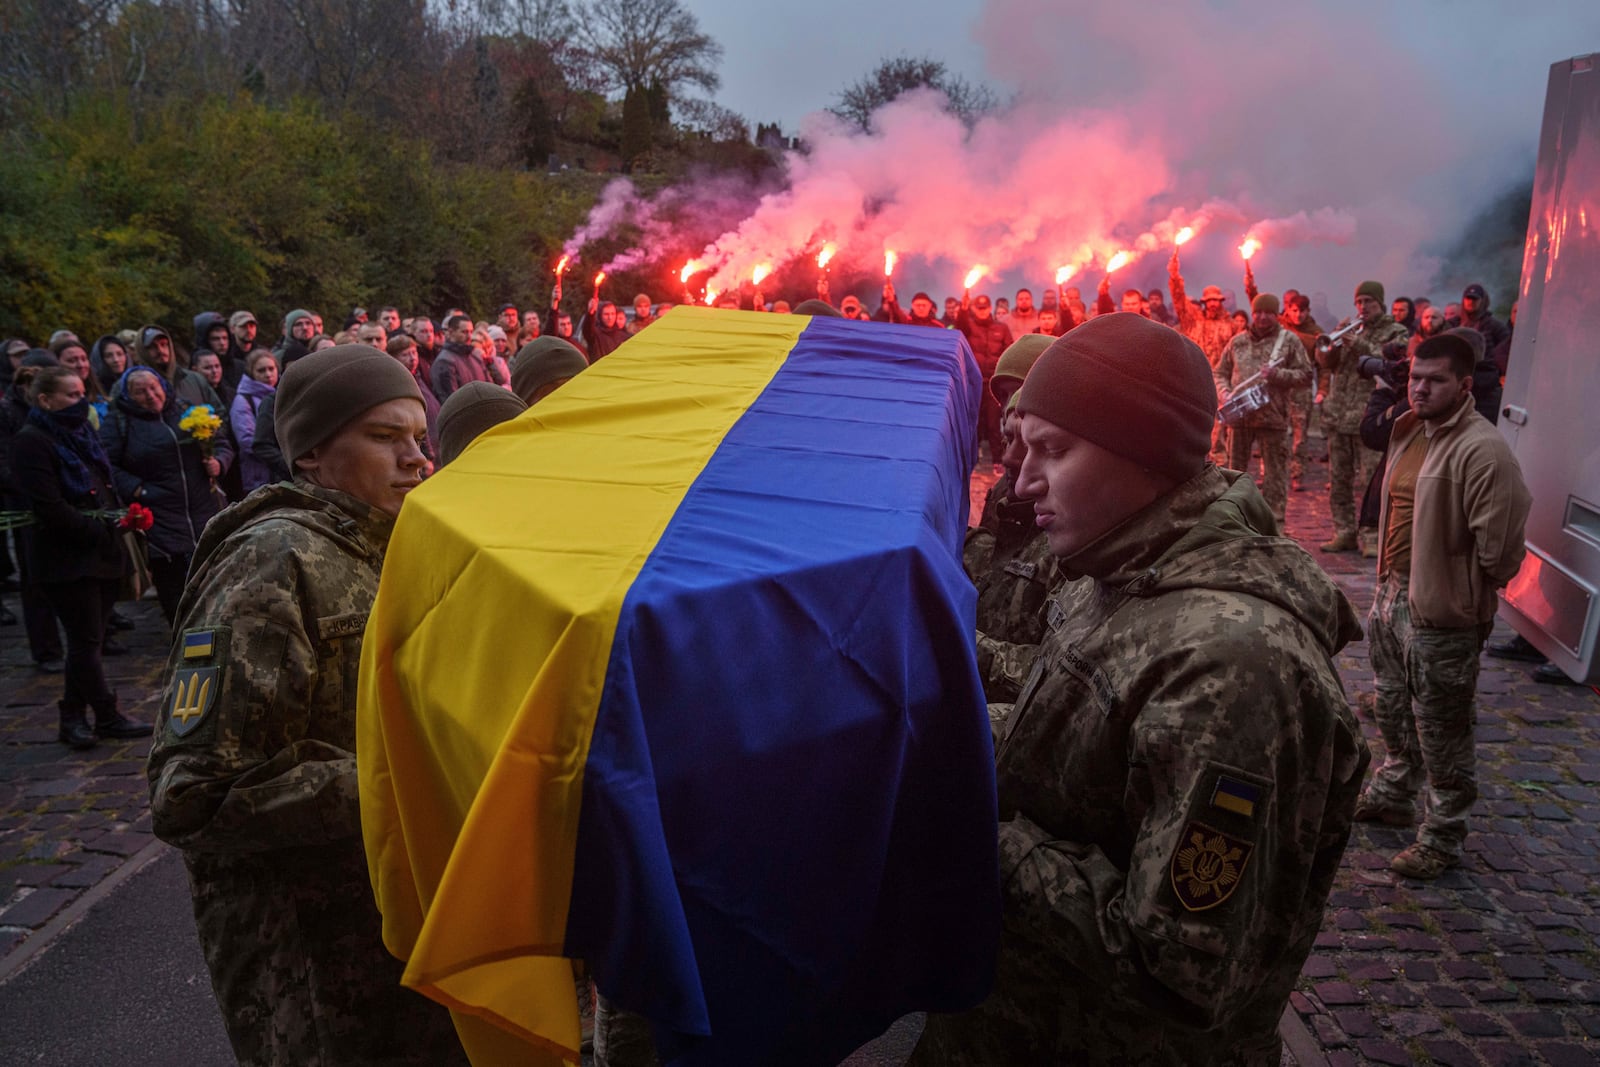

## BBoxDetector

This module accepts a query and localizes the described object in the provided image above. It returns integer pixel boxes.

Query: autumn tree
[576,0,720,97]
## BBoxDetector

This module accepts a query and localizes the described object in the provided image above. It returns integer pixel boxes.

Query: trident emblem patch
[168,667,219,737]
[1170,821,1253,912]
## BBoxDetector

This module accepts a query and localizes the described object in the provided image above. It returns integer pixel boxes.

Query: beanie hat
[510,337,588,404]
[486,325,507,342]
[1016,312,1216,482]
[1251,293,1280,314]
[1355,280,1385,304]
[1462,283,1488,303]
[229,310,257,329]
[436,382,527,466]
[912,292,935,305]
[285,309,314,333]
[792,299,843,318]
[275,344,423,463]
[990,334,1055,398]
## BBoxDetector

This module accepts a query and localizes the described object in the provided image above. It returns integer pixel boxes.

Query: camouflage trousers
[594,994,659,1067]
[1226,425,1289,528]
[1364,577,1492,858]
[1288,393,1313,479]
[1328,432,1381,538]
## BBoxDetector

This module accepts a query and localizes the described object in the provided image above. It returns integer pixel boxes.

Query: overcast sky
[691,0,991,130]
[659,1,1600,303]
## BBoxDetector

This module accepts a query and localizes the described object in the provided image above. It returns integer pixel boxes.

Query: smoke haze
[569,1,1600,313]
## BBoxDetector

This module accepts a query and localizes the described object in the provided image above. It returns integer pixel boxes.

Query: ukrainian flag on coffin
[358,307,1000,1067]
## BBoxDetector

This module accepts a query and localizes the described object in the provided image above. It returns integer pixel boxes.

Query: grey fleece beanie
[510,337,588,405]
[1017,312,1216,482]
[436,381,527,466]
[275,344,423,462]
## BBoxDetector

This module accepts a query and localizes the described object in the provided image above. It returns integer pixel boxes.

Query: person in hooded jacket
[230,350,281,496]
[274,309,318,358]
[912,314,1368,1067]
[193,312,242,389]
[89,335,130,398]
[11,365,150,748]
[134,325,227,412]
[580,299,630,361]
[101,367,234,623]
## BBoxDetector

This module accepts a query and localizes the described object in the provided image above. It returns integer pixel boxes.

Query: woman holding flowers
[101,366,234,623]
[12,365,151,748]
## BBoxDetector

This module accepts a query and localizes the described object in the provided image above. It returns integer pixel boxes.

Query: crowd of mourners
[0,260,1519,727]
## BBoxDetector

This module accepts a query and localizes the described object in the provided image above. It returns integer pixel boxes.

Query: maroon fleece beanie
[1016,312,1216,481]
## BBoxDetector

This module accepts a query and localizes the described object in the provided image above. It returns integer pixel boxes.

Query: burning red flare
[555,255,570,275]
[1105,251,1131,273]
[704,288,718,306]
[752,264,771,286]
[680,260,702,284]
[963,265,987,290]
[1239,238,1261,261]
[1055,265,1075,285]
[884,250,898,277]
[593,270,606,289]
[817,243,837,270]
[1174,227,1195,247]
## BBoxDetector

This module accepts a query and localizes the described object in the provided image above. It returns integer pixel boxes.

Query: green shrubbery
[0,94,615,339]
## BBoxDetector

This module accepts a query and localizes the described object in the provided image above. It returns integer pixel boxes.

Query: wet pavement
[2,447,1597,1066]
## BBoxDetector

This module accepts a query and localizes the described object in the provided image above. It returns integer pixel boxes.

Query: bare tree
[575,0,719,96]
[830,55,998,132]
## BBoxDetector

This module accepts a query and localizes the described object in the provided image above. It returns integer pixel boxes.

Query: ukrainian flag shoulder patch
[1211,775,1261,818]
[182,629,215,660]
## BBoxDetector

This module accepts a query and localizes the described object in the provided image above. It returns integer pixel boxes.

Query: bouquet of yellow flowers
[179,405,223,457]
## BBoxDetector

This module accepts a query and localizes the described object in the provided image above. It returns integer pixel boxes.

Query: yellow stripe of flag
[358,309,808,1065]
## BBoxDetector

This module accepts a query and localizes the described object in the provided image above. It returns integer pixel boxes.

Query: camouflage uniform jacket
[1319,313,1409,435]
[971,494,1065,702]
[1214,325,1313,431]
[913,467,1370,1066]
[1168,271,1235,368]
[146,481,466,1067]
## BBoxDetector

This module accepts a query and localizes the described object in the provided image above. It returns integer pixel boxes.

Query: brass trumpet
[1316,319,1366,354]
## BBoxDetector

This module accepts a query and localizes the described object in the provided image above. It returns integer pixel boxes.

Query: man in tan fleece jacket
[1354,333,1531,880]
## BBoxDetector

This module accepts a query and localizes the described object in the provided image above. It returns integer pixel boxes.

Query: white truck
[1497,51,1600,685]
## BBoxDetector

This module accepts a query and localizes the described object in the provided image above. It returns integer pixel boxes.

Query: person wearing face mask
[1213,294,1313,530]
[11,365,151,748]
[146,345,465,1067]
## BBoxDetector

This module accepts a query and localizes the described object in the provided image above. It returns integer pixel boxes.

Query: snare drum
[1219,382,1272,427]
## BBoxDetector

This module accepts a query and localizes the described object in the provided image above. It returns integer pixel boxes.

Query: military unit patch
[168,667,220,737]
[1170,821,1253,912]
